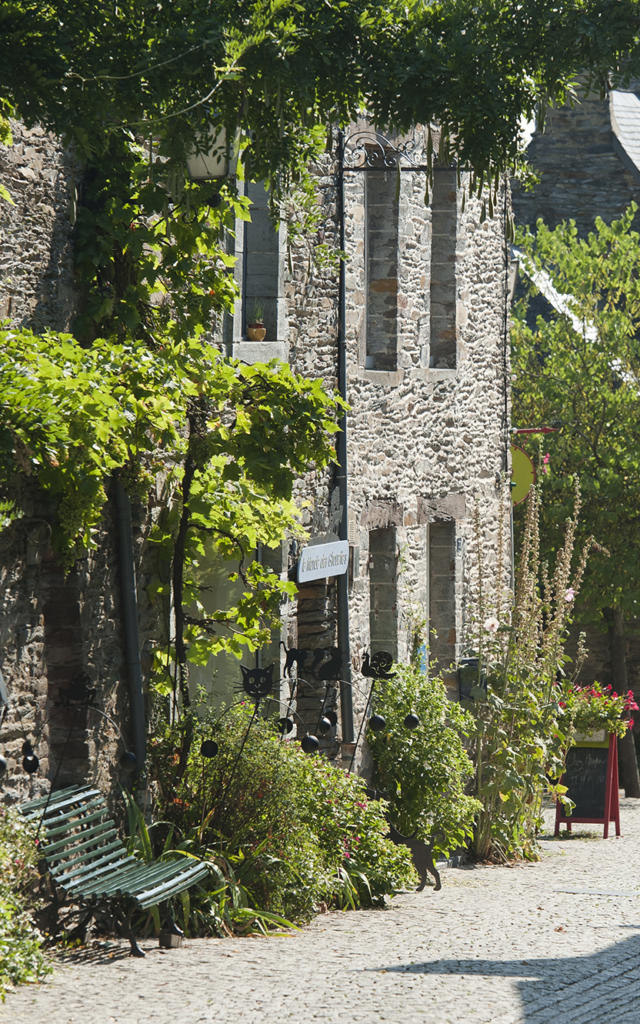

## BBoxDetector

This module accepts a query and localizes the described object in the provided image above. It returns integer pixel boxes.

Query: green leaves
[469,487,587,861]
[512,205,640,617]
[0,323,341,668]
[4,0,640,196]
[147,703,415,927]
[0,807,50,996]
[368,663,480,860]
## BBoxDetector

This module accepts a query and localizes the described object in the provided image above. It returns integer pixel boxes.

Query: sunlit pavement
[4,799,640,1024]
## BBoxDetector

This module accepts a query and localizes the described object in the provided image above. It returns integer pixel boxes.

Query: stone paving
[4,800,640,1024]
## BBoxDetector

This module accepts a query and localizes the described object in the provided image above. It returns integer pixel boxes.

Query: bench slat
[55,844,131,885]
[44,801,109,837]
[79,858,194,898]
[123,860,209,898]
[137,863,212,908]
[45,826,120,865]
[63,856,133,891]
[44,818,118,856]
[51,838,126,879]
[19,784,94,815]
[21,787,101,821]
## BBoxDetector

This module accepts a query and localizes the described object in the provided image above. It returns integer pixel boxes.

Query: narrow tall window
[243,181,280,340]
[429,168,457,368]
[369,528,398,659]
[428,520,457,671]
[365,169,399,370]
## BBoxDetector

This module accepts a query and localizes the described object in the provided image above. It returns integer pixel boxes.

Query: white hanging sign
[297,540,349,583]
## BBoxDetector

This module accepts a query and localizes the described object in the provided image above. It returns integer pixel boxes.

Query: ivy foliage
[72,134,248,345]
[512,205,640,618]
[0,325,342,667]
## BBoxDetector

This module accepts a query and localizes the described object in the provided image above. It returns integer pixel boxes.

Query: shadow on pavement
[374,931,640,1022]
[54,941,134,966]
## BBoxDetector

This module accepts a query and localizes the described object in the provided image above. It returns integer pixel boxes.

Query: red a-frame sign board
[555,733,621,839]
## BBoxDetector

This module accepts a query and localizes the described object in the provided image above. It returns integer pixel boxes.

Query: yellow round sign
[510,445,536,505]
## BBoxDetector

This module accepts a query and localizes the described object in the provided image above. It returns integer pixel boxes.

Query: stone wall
[0,490,144,808]
[0,126,154,808]
[512,89,640,236]
[0,117,512,792]
[0,120,78,329]
[275,131,512,768]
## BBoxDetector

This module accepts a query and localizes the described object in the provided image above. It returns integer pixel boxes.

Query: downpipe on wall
[113,474,146,776]
[336,127,354,744]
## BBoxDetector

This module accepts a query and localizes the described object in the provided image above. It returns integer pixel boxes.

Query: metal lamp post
[335,126,430,744]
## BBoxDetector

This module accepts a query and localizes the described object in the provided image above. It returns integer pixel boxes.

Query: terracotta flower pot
[246,323,266,341]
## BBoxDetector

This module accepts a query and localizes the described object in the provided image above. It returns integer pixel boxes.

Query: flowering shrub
[0,807,50,998]
[147,703,416,929]
[560,681,638,739]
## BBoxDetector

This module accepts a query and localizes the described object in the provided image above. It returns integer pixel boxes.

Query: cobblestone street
[4,800,640,1024]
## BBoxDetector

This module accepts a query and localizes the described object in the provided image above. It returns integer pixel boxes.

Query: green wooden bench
[19,783,212,956]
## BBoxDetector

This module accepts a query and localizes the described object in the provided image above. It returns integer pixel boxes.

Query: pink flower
[542,453,550,475]
[484,616,500,633]
[564,588,575,602]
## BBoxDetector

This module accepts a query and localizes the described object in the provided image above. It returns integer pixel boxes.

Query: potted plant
[246,302,266,341]
[560,681,638,743]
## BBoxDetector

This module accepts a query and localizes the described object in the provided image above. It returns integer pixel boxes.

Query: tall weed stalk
[471,484,593,860]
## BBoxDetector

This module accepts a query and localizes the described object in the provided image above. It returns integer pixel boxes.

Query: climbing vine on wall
[0,325,343,692]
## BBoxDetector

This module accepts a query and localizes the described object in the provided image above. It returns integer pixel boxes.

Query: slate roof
[610,90,640,180]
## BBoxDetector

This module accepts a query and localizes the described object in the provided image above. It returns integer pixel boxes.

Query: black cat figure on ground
[387,824,442,892]
[364,786,442,892]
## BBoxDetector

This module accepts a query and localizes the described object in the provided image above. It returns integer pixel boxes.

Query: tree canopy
[2,0,640,184]
[511,205,640,619]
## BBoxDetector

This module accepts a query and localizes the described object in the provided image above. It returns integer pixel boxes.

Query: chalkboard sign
[563,745,609,817]
[555,734,620,838]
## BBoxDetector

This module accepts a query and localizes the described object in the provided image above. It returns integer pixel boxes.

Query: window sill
[231,340,290,364]
[356,368,403,387]
[410,367,458,383]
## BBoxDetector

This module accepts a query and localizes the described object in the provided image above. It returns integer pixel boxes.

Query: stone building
[0,119,511,798]
[513,85,640,236]
[202,124,512,767]
[0,122,148,802]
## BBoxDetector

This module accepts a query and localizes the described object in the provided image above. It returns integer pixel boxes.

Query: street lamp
[185,126,241,180]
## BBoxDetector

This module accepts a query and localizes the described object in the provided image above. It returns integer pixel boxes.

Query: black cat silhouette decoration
[361,651,394,679]
[280,642,309,678]
[240,664,274,702]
